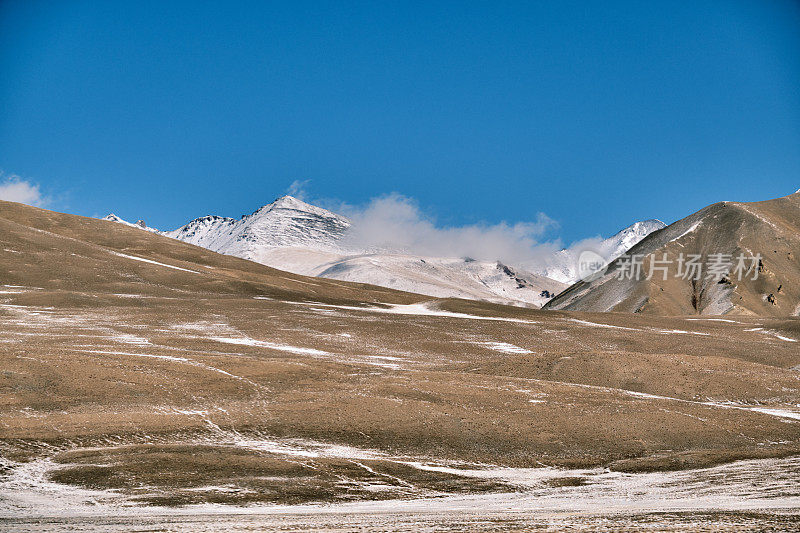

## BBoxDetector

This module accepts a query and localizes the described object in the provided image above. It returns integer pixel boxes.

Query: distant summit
[163,196,351,258]
[101,213,159,233]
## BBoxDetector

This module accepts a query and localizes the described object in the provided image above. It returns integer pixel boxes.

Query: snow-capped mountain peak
[102,213,125,224]
[254,195,341,218]
[101,213,159,233]
[604,219,666,259]
[162,196,351,262]
[244,195,351,246]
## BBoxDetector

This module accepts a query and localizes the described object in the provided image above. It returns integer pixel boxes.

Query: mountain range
[104,196,663,307]
[103,190,800,316]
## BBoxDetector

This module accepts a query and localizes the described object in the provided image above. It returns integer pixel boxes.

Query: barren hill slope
[1,199,422,306]
[545,191,800,316]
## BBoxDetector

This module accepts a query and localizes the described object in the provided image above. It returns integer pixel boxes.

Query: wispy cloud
[286,179,311,200]
[333,193,561,264]
[0,174,48,207]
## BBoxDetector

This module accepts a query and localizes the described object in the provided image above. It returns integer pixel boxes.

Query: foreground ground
[2,292,799,528]
[1,200,799,529]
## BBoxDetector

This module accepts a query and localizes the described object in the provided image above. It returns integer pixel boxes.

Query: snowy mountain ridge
[524,219,666,284]
[101,214,160,233]
[102,196,663,306]
[162,196,351,262]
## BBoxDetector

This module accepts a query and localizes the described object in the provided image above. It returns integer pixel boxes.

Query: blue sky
[1,0,799,245]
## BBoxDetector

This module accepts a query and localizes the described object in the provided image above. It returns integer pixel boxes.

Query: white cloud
[286,179,311,200]
[335,193,561,264]
[0,175,48,207]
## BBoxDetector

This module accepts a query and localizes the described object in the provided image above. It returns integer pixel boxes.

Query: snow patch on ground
[286,300,540,324]
[623,391,800,421]
[747,407,800,421]
[764,331,797,343]
[73,349,253,383]
[3,434,800,521]
[210,336,331,356]
[109,252,199,274]
[654,329,711,336]
[113,333,151,345]
[566,319,640,331]
[482,342,533,354]
[686,318,742,324]
[745,327,797,342]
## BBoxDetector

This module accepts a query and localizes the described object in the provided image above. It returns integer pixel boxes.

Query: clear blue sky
[1,0,799,243]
